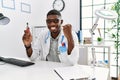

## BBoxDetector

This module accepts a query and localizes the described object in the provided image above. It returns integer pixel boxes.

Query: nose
[49,21,56,26]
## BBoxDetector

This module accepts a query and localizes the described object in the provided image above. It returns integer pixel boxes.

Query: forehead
[47,15,60,19]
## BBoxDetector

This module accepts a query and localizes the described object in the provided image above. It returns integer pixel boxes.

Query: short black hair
[47,9,61,17]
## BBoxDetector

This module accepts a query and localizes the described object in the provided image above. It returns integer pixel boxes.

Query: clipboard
[54,65,90,80]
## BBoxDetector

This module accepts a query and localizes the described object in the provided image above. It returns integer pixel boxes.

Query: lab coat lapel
[44,31,50,59]
[58,30,68,49]
[58,31,64,51]
[58,30,69,63]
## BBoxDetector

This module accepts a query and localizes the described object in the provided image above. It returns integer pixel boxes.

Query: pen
[54,70,64,80]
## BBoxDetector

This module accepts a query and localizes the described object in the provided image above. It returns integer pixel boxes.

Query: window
[81,0,118,78]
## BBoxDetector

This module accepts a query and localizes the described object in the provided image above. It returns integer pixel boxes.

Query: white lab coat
[30,28,79,65]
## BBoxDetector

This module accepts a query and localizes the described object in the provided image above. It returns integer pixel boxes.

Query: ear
[60,20,63,24]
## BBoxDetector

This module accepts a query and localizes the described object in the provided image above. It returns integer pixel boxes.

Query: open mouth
[51,27,56,30]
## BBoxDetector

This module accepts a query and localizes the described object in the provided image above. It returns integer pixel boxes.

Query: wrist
[24,44,31,50]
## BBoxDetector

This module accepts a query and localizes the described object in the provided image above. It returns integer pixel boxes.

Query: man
[22,9,79,65]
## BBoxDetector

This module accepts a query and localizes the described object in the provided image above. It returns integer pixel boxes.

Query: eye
[46,19,52,24]
[46,19,59,24]
[54,19,59,23]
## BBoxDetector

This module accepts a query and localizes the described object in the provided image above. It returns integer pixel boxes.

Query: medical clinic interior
[0,0,120,80]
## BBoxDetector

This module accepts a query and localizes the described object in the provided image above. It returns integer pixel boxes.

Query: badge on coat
[59,42,67,53]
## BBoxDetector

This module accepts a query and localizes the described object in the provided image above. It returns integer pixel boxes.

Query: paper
[54,65,90,80]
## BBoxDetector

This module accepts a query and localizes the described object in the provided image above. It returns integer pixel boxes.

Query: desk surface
[0,60,109,80]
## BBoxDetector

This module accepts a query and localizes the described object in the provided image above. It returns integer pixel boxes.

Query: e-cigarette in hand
[26,22,30,33]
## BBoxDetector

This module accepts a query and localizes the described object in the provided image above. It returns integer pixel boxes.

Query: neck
[51,30,60,39]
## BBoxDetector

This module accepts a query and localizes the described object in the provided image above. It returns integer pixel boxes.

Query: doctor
[22,9,79,65]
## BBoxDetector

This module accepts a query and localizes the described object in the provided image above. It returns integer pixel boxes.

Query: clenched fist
[62,24,72,39]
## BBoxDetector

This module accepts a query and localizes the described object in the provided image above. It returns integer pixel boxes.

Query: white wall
[0,0,80,58]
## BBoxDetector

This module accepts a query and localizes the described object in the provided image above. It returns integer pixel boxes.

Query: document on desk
[54,65,90,80]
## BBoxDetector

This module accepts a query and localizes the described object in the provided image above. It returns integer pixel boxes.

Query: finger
[22,34,27,40]
[63,24,71,28]
[66,24,71,26]
[22,32,31,40]
[62,25,67,29]
[24,30,31,36]
[64,24,71,26]
[66,24,71,28]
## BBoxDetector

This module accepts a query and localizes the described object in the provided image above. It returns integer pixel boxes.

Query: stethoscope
[45,31,67,53]
[45,31,66,47]
[45,31,50,43]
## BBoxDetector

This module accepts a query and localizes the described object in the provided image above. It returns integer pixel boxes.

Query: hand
[22,27,32,46]
[62,24,72,38]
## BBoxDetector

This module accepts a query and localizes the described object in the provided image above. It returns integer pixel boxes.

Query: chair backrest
[32,26,46,45]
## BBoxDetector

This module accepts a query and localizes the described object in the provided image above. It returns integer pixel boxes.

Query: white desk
[0,60,109,80]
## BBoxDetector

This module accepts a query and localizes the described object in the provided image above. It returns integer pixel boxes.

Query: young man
[22,9,79,65]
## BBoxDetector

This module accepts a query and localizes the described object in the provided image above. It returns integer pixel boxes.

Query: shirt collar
[50,31,61,40]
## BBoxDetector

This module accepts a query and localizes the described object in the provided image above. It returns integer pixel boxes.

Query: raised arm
[62,24,74,55]
[22,27,33,57]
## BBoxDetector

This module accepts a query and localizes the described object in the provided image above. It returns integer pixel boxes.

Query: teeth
[51,27,56,30]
